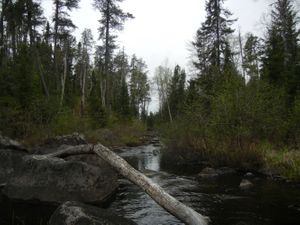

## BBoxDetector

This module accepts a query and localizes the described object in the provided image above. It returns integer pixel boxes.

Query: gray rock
[153,149,160,156]
[239,179,254,190]
[43,133,87,148]
[49,201,137,225]
[198,167,219,178]
[0,134,26,151]
[198,167,236,179]
[2,153,117,205]
[0,148,27,184]
[244,172,254,178]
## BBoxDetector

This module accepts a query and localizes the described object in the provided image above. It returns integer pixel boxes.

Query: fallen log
[93,144,209,225]
[35,144,209,225]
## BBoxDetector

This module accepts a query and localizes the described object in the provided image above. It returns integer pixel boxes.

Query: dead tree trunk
[35,144,209,225]
[93,144,208,225]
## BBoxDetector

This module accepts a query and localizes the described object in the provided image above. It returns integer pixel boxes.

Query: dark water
[109,145,300,225]
[1,144,300,225]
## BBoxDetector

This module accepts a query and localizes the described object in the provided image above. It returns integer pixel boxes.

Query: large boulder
[0,148,27,184]
[43,133,87,149]
[49,201,137,225]
[2,153,118,205]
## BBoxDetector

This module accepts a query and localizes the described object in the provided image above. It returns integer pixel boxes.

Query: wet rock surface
[0,134,27,151]
[0,134,118,206]
[239,179,254,190]
[43,133,87,148]
[2,153,117,205]
[49,201,137,225]
[198,167,237,179]
[0,148,27,184]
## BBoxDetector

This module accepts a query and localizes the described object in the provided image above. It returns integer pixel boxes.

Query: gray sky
[42,0,273,111]
[42,0,271,73]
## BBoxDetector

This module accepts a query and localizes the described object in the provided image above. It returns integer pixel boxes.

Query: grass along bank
[159,122,300,182]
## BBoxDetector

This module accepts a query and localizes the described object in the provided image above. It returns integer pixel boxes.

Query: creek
[109,144,300,225]
[1,144,300,225]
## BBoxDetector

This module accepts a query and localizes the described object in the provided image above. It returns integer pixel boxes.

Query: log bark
[35,144,209,225]
[92,144,209,225]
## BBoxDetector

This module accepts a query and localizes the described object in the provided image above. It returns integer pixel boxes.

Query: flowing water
[1,144,300,225]
[109,144,300,225]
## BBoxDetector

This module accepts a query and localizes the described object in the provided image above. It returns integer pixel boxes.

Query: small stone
[244,172,254,178]
[198,167,218,178]
[239,179,254,190]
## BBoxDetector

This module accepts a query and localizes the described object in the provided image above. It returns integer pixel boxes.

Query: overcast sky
[41,0,274,111]
[41,0,273,73]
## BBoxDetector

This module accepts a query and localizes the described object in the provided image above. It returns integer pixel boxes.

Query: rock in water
[198,167,236,179]
[49,201,137,225]
[2,153,118,205]
[198,167,219,178]
[239,179,254,190]
[244,172,255,178]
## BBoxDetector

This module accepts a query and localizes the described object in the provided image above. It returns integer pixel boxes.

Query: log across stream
[108,144,300,225]
[1,143,300,225]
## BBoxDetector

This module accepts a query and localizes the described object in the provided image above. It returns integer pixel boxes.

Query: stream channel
[1,144,300,225]
[109,144,300,225]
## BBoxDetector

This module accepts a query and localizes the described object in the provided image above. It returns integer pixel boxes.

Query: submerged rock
[198,167,237,179]
[2,150,117,205]
[244,172,255,178]
[198,167,219,178]
[49,201,137,225]
[239,179,254,190]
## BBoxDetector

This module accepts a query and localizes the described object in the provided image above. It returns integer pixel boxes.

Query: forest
[0,0,300,180]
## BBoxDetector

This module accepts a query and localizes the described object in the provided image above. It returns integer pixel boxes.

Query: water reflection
[120,145,161,172]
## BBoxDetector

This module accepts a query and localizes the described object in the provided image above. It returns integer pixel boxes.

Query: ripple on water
[110,144,300,225]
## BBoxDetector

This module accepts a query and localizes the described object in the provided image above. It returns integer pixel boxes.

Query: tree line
[156,0,300,170]
[0,0,150,138]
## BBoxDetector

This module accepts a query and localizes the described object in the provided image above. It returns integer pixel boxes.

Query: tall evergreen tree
[93,0,133,75]
[169,65,186,118]
[129,55,150,118]
[193,0,236,75]
[243,33,262,80]
[52,0,79,96]
[93,0,133,109]
[262,0,299,99]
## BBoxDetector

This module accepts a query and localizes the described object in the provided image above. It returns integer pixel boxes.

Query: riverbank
[160,133,300,183]
[14,118,151,149]
[109,143,300,225]
[0,133,141,225]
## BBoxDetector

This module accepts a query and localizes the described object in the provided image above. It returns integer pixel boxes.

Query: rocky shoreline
[0,133,136,225]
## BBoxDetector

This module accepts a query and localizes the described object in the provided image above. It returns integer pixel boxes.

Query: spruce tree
[93,0,133,109]
[262,0,299,100]
[193,0,236,75]
[243,33,262,80]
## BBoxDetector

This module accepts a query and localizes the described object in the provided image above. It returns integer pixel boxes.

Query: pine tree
[262,0,299,100]
[93,0,133,75]
[193,0,236,75]
[52,0,79,97]
[243,33,262,80]
[129,55,150,118]
[93,0,133,109]
[169,65,186,118]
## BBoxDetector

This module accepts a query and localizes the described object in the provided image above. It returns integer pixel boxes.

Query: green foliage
[264,148,300,180]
